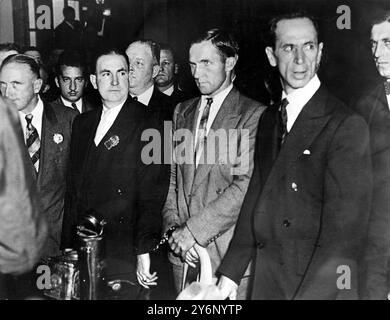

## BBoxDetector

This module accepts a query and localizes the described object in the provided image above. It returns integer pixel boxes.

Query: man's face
[0,62,42,112]
[126,42,159,94]
[265,18,323,94]
[90,54,129,107]
[371,21,390,79]
[189,40,234,96]
[0,50,18,67]
[155,49,176,88]
[55,66,86,102]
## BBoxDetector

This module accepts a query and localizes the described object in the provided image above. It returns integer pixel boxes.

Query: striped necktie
[194,97,213,166]
[279,98,289,146]
[25,114,41,172]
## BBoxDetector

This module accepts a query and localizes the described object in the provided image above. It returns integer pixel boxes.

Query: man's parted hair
[127,39,160,66]
[0,54,40,78]
[91,47,129,74]
[267,11,321,48]
[56,50,88,77]
[371,9,390,28]
[191,28,239,61]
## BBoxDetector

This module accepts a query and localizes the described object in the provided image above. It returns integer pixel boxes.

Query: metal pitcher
[77,213,107,300]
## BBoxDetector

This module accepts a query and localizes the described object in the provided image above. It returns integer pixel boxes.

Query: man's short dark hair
[191,28,239,61]
[92,47,129,74]
[159,43,176,63]
[0,54,40,78]
[56,50,88,77]
[130,40,160,66]
[267,12,321,48]
[371,9,390,28]
[0,43,20,53]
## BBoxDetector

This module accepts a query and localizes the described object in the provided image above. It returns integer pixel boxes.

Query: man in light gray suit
[163,28,265,299]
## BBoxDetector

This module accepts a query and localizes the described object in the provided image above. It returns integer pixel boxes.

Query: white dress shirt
[194,83,233,166]
[61,96,83,113]
[19,96,44,142]
[385,81,390,110]
[162,85,174,96]
[130,85,154,106]
[94,100,126,146]
[282,75,321,132]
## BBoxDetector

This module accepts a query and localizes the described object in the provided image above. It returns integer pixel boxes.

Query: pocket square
[303,149,311,155]
[104,135,120,150]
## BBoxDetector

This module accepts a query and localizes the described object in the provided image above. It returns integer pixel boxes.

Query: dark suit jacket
[62,97,169,278]
[169,85,192,109]
[147,86,175,121]
[52,96,95,113]
[354,83,390,299]
[38,101,77,258]
[219,85,372,299]
[0,98,47,297]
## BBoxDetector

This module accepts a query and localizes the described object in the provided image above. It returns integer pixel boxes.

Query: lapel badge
[303,149,311,155]
[53,133,64,144]
[104,135,120,150]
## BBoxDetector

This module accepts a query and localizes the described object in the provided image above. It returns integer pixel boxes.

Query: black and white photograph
[0,0,389,306]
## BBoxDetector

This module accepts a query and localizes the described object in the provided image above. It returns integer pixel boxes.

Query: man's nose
[111,74,119,85]
[3,84,12,97]
[294,47,305,64]
[69,79,76,91]
[192,64,201,79]
[373,42,384,59]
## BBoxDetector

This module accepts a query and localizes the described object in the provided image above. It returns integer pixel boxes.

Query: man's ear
[265,46,277,67]
[33,78,43,94]
[90,74,97,89]
[316,42,324,70]
[55,76,59,88]
[225,54,238,72]
[152,64,160,79]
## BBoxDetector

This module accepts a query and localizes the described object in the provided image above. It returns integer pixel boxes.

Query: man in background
[354,10,390,300]
[155,43,190,107]
[53,50,95,114]
[126,40,174,120]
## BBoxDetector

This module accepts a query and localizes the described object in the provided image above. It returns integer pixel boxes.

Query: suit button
[216,188,223,195]
[283,219,291,228]
[257,242,265,249]
[291,183,298,191]
[117,188,123,195]
[119,217,125,223]
[188,193,192,198]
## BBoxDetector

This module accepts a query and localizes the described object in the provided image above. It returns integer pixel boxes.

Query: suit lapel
[37,103,58,185]
[192,88,241,192]
[260,86,333,199]
[178,98,201,198]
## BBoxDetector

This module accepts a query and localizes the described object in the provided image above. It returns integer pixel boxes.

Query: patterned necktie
[279,98,289,146]
[384,82,390,96]
[25,114,40,172]
[194,97,213,165]
[71,102,80,114]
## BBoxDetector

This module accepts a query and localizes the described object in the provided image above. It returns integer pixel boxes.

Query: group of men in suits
[2,8,390,300]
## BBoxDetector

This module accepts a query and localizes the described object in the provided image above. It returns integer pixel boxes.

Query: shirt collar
[162,84,175,96]
[202,83,233,106]
[102,98,126,114]
[19,95,44,120]
[61,96,82,109]
[131,85,154,106]
[282,74,321,105]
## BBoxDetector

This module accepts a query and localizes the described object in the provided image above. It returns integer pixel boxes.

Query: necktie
[194,97,213,165]
[278,98,289,146]
[384,82,390,96]
[25,114,40,172]
[71,102,80,114]
[132,96,138,101]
